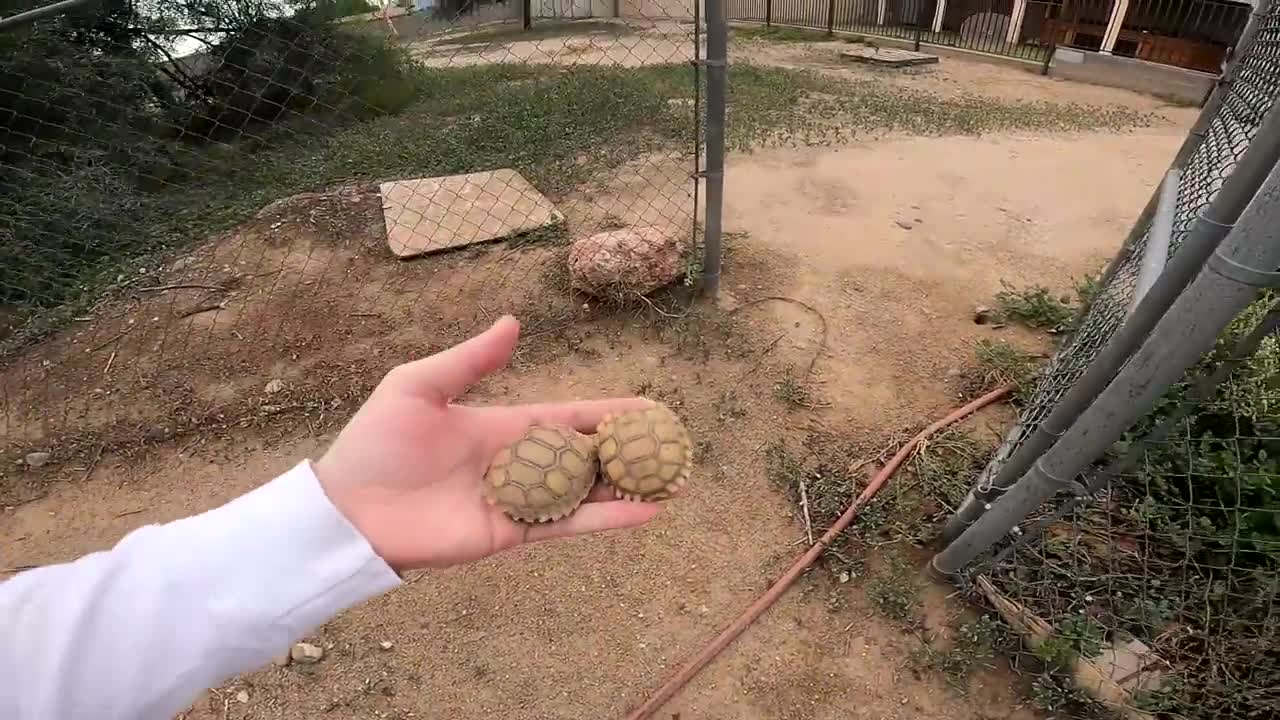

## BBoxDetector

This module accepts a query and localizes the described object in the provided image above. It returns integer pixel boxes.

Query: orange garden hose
[622,384,1014,720]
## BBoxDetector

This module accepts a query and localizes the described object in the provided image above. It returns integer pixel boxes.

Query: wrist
[309,457,403,574]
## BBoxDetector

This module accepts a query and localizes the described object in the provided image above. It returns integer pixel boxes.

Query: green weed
[866,551,919,621]
[993,281,1077,333]
[914,615,1006,692]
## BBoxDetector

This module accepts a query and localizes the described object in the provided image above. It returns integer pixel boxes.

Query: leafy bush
[0,7,423,314]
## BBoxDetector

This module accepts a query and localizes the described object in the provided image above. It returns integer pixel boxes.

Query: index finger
[514,396,657,433]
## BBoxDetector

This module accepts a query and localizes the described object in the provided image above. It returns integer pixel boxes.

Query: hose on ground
[621,384,1014,720]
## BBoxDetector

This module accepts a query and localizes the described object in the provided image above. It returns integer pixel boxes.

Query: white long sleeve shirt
[0,460,404,719]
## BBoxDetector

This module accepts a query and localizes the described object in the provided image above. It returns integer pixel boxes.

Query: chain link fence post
[940,16,1280,542]
[933,147,1280,575]
[701,0,727,298]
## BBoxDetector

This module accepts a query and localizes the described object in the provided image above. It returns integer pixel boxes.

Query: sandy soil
[0,31,1197,720]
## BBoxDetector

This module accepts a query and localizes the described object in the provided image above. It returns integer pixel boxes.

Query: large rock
[568,226,687,297]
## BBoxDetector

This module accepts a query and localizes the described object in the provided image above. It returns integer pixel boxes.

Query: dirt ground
[1,27,1198,720]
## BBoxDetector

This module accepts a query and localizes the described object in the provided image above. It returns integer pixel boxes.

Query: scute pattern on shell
[483,425,599,522]
[596,402,693,501]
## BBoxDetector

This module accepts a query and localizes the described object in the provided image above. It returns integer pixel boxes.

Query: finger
[523,500,662,544]
[514,396,657,434]
[387,315,520,403]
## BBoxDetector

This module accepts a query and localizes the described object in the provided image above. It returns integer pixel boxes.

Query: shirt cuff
[178,459,403,633]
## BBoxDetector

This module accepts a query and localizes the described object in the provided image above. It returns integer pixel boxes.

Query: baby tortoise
[596,402,693,501]
[483,424,599,522]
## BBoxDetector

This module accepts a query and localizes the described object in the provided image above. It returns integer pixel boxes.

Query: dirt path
[1,42,1196,720]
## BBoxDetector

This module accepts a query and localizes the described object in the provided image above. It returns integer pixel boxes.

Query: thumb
[388,315,520,403]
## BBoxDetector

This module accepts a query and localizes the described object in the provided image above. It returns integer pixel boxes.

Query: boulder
[568,226,687,297]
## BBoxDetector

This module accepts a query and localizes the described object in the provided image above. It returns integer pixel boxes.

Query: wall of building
[1049,46,1216,105]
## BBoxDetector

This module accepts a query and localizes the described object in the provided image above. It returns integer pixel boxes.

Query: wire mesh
[0,0,704,496]
[971,295,1280,719]
[970,1,1280,503]
[948,5,1280,718]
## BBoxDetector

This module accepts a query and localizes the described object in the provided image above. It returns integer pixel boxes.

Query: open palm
[313,315,661,572]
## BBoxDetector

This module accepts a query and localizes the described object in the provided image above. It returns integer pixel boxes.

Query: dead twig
[115,508,146,518]
[1,564,39,574]
[81,444,104,483]
[134,283,227,293]
[9,493,47,508]
[798,478,815,546]
[633,291,691,319]
[88,324,137,353]
[729,296,831,381]
[103,351,116,375]
[176,301,227,319]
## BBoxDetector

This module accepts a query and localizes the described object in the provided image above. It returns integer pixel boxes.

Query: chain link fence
[949,0,1280,533]
[931,2,1280,717]
[0,0,708,497]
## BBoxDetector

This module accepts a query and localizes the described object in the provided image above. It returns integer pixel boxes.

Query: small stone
[895,219,913,230]
[379,640,394,651]
[272,652,291,667]
[24,452,51,468]
[290,642,324,664]
[236,690,249,704]
[264,379,285,394]
[973,305,994,325]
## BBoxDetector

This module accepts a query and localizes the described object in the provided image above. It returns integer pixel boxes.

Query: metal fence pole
[939,94,1280,543]
[700,0,727,297]
[932,154,1280,576]
[972,297,1280,573]
[766,0,772,26]
[523,0,532,30]
[827,0,836,34]
[1129,167,1180,314]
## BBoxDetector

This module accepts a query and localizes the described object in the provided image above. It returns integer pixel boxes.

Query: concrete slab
[839,46,939,67]
[380,169,563,258]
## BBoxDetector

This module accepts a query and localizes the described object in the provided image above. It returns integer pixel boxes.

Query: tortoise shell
[483,424,599,522]
[596,403,693,501]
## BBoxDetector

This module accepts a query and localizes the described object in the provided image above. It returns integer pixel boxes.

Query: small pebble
[264,379,285,394]
[379,640,394,651]
[23,452,51,468]
[895,219,913,230]
[236,690,249,704]
[272,652,291,667]
[290,642,324,664]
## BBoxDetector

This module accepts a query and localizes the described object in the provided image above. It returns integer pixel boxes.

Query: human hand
[312,315,662,573]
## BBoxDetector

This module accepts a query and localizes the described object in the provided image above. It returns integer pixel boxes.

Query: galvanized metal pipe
[939,90,1280,544]
[700,0,727,297]
[1129,168,1180,315]
[933,150,1280,576]
[974,297,1280,573]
